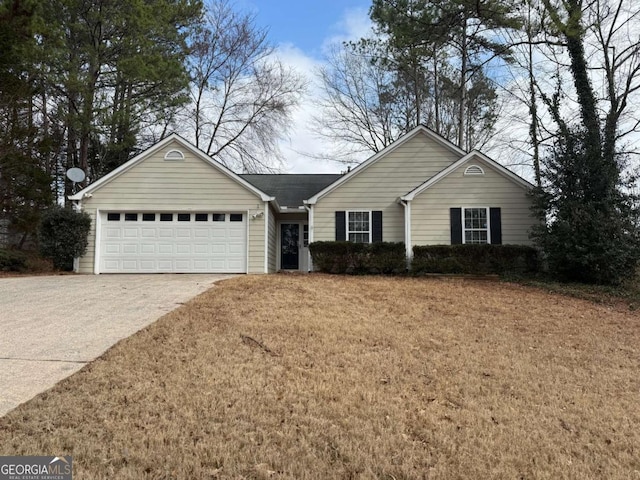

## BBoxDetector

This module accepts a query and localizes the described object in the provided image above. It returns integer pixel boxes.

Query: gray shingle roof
[240,174,342,208]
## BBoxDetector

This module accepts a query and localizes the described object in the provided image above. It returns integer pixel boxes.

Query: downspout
[400,199,412,269]
[304,203,314,272]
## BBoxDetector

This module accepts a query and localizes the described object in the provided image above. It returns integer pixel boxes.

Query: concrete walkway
[0,274,233,417]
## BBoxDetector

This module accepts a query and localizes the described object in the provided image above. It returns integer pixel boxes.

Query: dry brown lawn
[1,274,639,479]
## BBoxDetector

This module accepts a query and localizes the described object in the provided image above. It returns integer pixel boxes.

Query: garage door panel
[193,244,209,254]
[158,244,173,254]
[105,228,122,239]
[140,244,155,254]
[105,244,120,254]
[100,212,247,273]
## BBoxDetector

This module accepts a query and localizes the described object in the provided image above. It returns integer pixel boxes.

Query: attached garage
[99,212,247,273]
[70,134,275,275]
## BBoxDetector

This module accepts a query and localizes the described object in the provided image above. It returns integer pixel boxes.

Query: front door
[281,223,299,270]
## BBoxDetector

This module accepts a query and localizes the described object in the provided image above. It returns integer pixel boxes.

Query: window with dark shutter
[372,211,383,242]
[490,208,502,244]
[450,208,462,244]
[335,211,346,241]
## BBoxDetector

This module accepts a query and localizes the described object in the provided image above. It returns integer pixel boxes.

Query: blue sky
[227,1,375,173]
[238,0,372,57]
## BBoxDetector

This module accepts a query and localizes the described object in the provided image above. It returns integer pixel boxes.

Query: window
[142,213,156,221]
[303,224,309,247]
[107,213,120,221]
[230,214,243,222]
[463,208,489,244]
[195,213,208,222]
[177,213,190,222]
[347,211,370,243]
[212,214,225,222]
[124,213,138,221]
[160,213,173,222]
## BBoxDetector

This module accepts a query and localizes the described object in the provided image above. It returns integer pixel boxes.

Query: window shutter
[450,208,462,244]
[335,211,346,241]
[372,211,383,243]
[490,207,502,244]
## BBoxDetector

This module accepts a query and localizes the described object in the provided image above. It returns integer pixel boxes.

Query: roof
[68,134,274,202]
[240,174,342,208]
[304,124,466,205]
[401,150,534,201]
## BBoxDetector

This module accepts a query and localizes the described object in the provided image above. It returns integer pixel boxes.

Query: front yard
[1,275,638,479]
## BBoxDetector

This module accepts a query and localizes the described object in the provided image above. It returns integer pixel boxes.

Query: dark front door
[281,223,299,270]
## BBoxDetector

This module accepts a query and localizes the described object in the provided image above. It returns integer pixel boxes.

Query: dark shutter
[372,211,383,243]
[335,211,346,241]
[450,208,462,244]
[490,207,502,244]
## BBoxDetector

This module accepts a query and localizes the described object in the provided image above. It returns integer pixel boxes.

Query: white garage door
[99,212,247,273]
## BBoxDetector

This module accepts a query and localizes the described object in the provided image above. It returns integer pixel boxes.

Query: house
[69,125,536,274]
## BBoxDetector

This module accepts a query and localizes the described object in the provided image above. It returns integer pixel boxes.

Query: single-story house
[69,125,536,274]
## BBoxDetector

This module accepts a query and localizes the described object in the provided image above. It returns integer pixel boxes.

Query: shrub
[0,248,27,271]
[310,241,406,275]
[38,206,91,271]
[411,244,540,276]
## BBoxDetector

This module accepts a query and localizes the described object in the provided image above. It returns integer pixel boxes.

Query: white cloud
[272,9,374,174]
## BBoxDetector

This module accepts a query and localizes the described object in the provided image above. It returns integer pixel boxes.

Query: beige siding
[77,140,266,273]
[411,159,536,246]
[314,132,460,242]
[267,205,277,273]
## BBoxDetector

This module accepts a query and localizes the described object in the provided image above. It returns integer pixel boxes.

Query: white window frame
[462,207,491,244]
[346,210,372,243]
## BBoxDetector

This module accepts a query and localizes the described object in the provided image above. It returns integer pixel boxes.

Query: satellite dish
[66,167,86,183]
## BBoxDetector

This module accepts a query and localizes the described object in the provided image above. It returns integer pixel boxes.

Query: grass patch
[1,275,639,479]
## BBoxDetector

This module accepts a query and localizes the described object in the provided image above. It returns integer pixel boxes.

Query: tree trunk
[458,16,468,149]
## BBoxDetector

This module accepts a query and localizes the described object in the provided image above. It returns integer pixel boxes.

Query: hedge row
[309,241,406,274]
[309,242,540,276]
[0,249,27,272]
[411,244,540,275]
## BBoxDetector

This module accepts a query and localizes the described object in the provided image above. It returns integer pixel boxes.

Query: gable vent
[464,164,484,175]
[164,149,185,161]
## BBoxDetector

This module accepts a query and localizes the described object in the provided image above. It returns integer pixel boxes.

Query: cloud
[273,9,374,173]
[323,7,374,52]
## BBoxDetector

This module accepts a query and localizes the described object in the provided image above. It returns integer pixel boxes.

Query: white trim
[264,201,269,273]
[346,210,372,243]
[94,209,101,274]
[402,151,533,201]
[464,164,484,175]
[461,207,491,244]
[246,210,250,274]
[163,149,184,161]
[69,133,274,203]
[305,125,466,205]
[306,204,314,271]
[401,200,412,261]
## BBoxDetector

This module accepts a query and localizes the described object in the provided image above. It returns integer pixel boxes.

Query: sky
[233,0,375,173]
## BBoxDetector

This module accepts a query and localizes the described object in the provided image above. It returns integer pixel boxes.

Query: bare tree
[184,0,306,173]
[311,42,405,162]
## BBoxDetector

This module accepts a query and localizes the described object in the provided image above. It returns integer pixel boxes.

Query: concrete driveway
[0,274,233,417]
